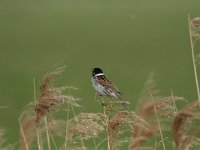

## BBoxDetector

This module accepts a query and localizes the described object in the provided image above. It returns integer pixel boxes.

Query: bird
[91,67,130,106]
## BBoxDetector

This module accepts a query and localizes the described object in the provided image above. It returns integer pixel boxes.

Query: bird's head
[92,67,104,77]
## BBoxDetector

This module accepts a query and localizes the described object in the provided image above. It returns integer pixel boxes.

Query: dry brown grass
[19,66,81,150]
[129,71,184,150]
[129,97,180,150]
[2,66,200,150]
[35,66,80,125]
[1,16,200,150]
[70,113,104,140]
[99,99,148,150]
[172,101,200,150]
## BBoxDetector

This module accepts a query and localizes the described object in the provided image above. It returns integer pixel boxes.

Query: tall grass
[188,15,200,106]
[1,16,200,150]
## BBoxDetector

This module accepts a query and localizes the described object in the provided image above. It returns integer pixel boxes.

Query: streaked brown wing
[96,75,121,94]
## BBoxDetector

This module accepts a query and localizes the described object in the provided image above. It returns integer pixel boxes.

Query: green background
[0,0,200,147]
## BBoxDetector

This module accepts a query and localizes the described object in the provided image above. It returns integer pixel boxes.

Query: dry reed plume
[190,17,200,40]
[69,113,104,140]
[19,66,81,150]
[173,101,200,150]
[1,16,200,150]
[129,72,184,150]
[35,66,80,125]
[100,99,148,150]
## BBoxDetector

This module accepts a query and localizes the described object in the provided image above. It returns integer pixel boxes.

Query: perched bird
[91,67,130,106]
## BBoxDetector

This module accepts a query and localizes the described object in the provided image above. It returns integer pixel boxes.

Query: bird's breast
[91,77,106,95]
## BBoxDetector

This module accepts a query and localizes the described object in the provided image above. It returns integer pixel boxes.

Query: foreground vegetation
[1,16,200,150]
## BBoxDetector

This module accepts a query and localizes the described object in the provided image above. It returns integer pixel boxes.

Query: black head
[92,67,103,76]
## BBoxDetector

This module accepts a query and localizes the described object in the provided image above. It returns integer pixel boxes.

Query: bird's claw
[102,102,107,107]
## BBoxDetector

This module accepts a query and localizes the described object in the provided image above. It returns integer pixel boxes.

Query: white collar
[95,73,104,77]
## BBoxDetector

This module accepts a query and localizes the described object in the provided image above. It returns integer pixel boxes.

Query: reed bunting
[91,67,129,106]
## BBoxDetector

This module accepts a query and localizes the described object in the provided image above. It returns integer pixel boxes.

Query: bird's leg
[101,97,107,107]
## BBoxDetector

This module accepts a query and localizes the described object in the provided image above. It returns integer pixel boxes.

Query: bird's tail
[117,96,130,109]
[121,100,131,110]
[114,92,130,108]
[122,100,130,105]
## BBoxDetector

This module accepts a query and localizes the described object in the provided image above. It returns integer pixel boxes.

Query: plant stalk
[188,14,200,107]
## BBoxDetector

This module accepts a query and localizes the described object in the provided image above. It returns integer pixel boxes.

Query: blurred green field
[0,0,200,148]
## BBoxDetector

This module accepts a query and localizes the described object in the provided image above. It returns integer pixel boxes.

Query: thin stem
[19,119,29,150]
[80,135,86,150]
[64,102,70,150]
[92,137,97,150]
[170,89,178,113]
[44,117,51,150]
[188,14,200,106]
[154,139,157,150]
[36,127,42,150]
[94,94,109,150]
[150,93,166,150]
[33,78,37,106]
[50,132,58,150]
[33,78,42,150]
[65,88,71,150]
[96,138,108,150]
[102,98,111,150]
[71,103,86,150]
